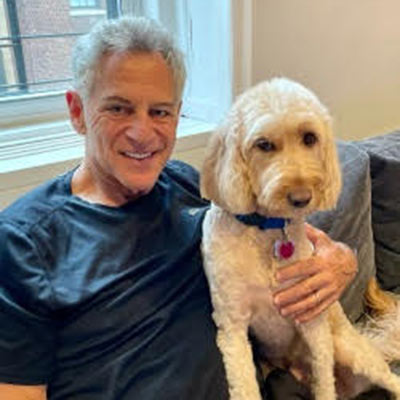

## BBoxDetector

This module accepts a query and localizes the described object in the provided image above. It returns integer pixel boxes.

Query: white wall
[251,0,400,140]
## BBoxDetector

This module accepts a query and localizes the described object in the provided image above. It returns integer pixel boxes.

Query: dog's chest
[203,210,311,360]
[246,261,299,362]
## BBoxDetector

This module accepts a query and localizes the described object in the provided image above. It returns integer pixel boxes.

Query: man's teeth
[123,151,152,160]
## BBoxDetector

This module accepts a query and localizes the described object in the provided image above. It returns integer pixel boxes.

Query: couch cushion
[355,131,400,294]
[308,141,375,322]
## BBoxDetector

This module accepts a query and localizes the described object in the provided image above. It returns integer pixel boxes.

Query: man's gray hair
[71,16,186,100]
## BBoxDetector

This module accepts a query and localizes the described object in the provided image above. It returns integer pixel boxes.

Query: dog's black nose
[287,189,312,208]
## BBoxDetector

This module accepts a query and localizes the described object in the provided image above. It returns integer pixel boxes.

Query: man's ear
[66,90,86,135]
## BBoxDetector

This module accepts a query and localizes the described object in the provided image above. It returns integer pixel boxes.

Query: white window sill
[69,9,107,17]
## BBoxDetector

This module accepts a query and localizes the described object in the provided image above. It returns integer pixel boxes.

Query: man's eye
[150,109,170,118]
[106,105,131,115]
[255,139,276,152]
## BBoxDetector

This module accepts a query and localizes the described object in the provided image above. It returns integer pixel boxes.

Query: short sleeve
[167,160,202,196]
[0,220,56,384]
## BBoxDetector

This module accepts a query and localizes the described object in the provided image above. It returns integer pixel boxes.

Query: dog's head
[200,78,342,218]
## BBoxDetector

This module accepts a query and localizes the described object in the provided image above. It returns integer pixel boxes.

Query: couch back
[309,131,400,322]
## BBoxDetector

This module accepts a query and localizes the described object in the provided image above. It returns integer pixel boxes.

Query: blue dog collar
[235,213,290,230]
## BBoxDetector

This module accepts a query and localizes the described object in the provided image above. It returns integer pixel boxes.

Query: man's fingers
[277,285,336,318]
[274,274,330,308]
[294,293,338,324]
[276,260,319,283]
[273,224,358,323]
[304,223,327,245]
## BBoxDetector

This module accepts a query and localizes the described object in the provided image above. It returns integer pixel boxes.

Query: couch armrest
[354,131,400,294]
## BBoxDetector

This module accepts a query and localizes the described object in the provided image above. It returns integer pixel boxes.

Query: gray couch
[308,131,400,399]
[308,131,400,322]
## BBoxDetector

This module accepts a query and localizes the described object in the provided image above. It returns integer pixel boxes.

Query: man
[0,17,357,399]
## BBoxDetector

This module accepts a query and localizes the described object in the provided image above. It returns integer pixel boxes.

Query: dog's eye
[303,131,318,147]
[255,139,276,152]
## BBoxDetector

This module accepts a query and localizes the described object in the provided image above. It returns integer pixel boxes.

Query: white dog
[200,78,400,400]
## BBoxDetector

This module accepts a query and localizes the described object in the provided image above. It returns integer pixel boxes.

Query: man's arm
[0,384,46,400]
[273,224,358,323]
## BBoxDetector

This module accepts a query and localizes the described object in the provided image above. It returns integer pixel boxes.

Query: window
[0,0,119,132]
[0,0,78,98]
[0,0,117,101]
[1,0,236,127]
[0,0,252,178]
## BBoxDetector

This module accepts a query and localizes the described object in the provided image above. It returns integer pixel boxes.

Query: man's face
[68,51,181,204]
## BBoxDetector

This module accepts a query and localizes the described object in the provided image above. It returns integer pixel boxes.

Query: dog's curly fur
[200,78,400,400]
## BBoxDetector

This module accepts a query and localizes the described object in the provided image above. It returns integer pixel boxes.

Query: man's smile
[120,150,154,160]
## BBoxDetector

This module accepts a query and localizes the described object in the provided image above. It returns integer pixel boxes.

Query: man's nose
[125,113,152,141]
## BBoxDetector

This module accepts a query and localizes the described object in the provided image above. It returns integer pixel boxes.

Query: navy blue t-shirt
[0,160,229,399]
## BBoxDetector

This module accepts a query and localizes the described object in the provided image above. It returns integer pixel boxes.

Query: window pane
[70,0,99,8]
[0,44,18,95]
[0,0,109,98]
[120,0,232,123]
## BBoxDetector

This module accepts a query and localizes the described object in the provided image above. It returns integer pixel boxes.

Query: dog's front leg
[299,317,336,400]
[215,317,262,400]
[329,303,400,399]
[333,327,400,400]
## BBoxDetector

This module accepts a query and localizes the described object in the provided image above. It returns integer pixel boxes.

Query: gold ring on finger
[314,291,321,304]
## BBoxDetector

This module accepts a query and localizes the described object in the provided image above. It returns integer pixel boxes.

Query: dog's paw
[263,368,311,400]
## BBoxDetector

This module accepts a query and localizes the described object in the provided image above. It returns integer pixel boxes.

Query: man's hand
[273,224,358,324]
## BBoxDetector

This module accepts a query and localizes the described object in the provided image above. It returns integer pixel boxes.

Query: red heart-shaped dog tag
[274,240,295,259]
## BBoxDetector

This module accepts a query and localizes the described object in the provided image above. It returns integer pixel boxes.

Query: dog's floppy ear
[319,118,342,210]
[200,117,256,214]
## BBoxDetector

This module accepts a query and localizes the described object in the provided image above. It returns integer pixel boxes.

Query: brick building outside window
[0,0,116,97]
